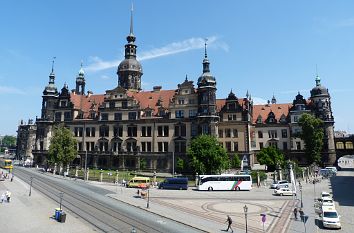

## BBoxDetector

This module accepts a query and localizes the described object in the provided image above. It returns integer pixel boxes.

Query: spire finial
[130,2,134,36]
[80,60,83,68]
[185,74,188,82]
[51,57,56,73]
[315,64,321,86]
[204,38,208,58]
[246,90,249,98]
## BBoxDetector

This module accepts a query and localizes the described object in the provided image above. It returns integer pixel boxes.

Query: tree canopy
[187,135,229,174]
[230,153,241,169]
[1,135,16,147]
[298,113,324,165]
[48,125,77,167]
[256,146,285,171]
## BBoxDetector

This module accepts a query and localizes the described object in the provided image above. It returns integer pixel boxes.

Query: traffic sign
[260,213,266,223]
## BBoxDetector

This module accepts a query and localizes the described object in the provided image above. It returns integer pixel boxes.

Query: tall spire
[202,38,210,73]
[51,56,56,74]
[78,60,85,76]
[126,3,136,44]
[130,3,134,36]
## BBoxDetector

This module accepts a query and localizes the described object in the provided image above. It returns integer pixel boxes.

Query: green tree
[2,135,16,147]
[187,135,229,174]
[256,146,285,171]
[231,153,241,169]
[176,157,185,172]
[140,158,147,170]
[48,125,77,167]
[298,113,324,165]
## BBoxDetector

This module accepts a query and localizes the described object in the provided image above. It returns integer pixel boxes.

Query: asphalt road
[14,167,206,233]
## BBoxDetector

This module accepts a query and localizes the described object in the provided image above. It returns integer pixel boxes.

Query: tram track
[14,167,203,233]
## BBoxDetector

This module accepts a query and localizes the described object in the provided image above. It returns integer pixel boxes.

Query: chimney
[153,86,162,92]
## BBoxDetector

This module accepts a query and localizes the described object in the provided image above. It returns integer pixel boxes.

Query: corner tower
[117,6,143,91]
[196,41,218,135]
[75,62,86,95]
[41,58,59,121]
[310,75,336,165]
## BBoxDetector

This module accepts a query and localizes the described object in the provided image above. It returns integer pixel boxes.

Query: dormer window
[60,100,67,107]
[257,115,262,124]
[145,110,152,117]
[178,98,185,105]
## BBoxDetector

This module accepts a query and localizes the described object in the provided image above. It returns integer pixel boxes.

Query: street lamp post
[29,176,33,196]
[146,188,150,208]
[59,192,64,210]
[299,183,303,208]
[243,204,248,233]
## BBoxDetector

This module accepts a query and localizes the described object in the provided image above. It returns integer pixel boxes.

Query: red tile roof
[252,103,291,124]
[129,90,176,114]
[70,93,105,117]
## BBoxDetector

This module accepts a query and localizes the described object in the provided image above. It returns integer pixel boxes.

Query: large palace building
[16,10,336,172]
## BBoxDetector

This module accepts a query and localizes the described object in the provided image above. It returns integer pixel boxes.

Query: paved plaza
[1,167,353,232]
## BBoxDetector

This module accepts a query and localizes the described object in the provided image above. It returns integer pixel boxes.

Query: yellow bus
[0,158,13,171]
[127,177,150,188]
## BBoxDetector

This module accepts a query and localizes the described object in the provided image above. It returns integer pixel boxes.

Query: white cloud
[0,86,25,95]
[86,36,226,72]
[252,97,267,105]
[100,75,113,80]
[335,18,354,28]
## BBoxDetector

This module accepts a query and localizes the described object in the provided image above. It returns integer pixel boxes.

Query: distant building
[16,9,336,171]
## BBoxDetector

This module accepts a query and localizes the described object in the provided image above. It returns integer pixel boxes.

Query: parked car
[320,206,341,229]
[325,166,337,174]
[321,191,331,199]
[273,188,296,196]
[270,180,289,189]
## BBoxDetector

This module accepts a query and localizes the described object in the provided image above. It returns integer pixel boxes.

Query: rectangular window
[164,142,168,152]
[296,142,301,150]
[145,111,152,117]
[268,130,277,138]
[158,126,169,137]
[99,141,109,152]
[127,126,137,137]
[281,129,288,138]
[191,124,198,137]
[109,102,115,109]
[141,126,152,137]
[122,101,128,109]
[74,127,83,137]
[99,126,109,137]
[77,142,82,151]
[175,141,186,153]
[202,125,209,134]
[174,124,186,137]
[283,142,288,150]
[112,142,122,152]
[178,98,185,105]
[258,131,263,138]
[259,142,264,149]
[114,113,122,121]
[60,100,67,107]
[158,142,163,152]
[128,112,137,120]
[55,112,62,121]
[189,109,197,117]
[64,111,71,121]
[175,110,184,118]
[233,142,239,151]
[226,142,232,152]
[225,129,231,138]
[141,142,152,152]
[233,129,238,138]
[218,130,224,138]
[101,113,108,121]
[113,126,123,137]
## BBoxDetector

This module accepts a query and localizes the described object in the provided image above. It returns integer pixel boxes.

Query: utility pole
[29,177,33,196]
[172,151,175,177]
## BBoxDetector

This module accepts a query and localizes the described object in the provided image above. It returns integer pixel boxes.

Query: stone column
[116,170,119,184]
[75,166,79,178]
[59,165,63,175]
[195,172,199,187]
[53,163,57,175]
[86,168,90,181]
[100,170,103,182]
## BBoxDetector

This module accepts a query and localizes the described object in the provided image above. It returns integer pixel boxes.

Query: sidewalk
[0,169,97,233]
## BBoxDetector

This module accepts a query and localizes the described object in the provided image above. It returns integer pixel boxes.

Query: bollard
[86,168,90,181]
[100,170,103,182]
[75,166,78,178]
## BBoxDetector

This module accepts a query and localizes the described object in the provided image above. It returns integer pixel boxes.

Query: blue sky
[1,1,354,135]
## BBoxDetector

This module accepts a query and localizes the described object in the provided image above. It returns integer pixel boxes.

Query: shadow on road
[330,168,354,207]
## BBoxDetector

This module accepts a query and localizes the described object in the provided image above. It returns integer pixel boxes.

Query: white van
[320,206,341,229]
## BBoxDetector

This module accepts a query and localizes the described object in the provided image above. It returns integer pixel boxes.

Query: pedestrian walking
[5,190,11,203]
[1,193,5,203]
[293,207,298,220]
[11,174,14,182]
[225,215,233,232]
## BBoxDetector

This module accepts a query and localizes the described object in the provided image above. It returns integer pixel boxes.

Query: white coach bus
[198,174,252,191]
